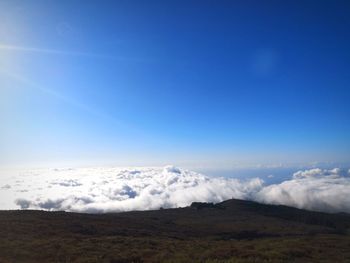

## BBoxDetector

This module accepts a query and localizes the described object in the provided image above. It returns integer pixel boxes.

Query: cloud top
[292,167,345,179]
[0,166,349,213]
[256,169,350,213]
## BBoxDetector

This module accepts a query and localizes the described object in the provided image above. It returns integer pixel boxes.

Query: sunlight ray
[0,44,123,60]
[0,69,126,128]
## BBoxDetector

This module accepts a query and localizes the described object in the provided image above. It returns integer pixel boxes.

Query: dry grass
[0,199,349,263]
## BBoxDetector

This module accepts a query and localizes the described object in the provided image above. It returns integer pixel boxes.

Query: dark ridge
[0,199,349,262]
[216,199,350,232]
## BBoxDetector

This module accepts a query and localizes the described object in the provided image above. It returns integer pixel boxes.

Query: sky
[1,0,350,169]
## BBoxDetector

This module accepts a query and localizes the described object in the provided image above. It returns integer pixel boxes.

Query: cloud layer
[0,166,349,213]
[255,168,350,213]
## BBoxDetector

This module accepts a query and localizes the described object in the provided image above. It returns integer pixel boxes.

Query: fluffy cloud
[256,170,350,213]
[292,167,344,179]
[0,184,11,190]
[0,166,349,213]
[0,166,263,213]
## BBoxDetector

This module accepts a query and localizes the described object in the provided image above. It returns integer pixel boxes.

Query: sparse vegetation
[0,199,349,262]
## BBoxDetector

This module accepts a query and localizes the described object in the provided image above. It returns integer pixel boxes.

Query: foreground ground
[0,199,349,263]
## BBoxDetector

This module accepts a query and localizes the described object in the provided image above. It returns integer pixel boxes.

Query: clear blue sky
[1,0,350,168]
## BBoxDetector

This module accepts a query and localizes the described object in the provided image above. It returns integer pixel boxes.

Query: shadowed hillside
[0,199,350,262]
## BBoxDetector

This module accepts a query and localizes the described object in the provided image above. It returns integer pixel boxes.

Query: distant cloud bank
[0,166,349,213]
[255,168,350,213]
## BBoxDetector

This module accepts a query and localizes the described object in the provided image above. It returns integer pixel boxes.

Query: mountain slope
[0,199,349,262]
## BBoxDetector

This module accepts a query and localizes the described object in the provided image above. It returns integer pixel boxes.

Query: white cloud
[1,166,350,213]
[292,167,345,179]
[256,168,350,213]
[1,184,11,190]
[15,198,31,209]
[0,166,263,213]
[51,179,82,187]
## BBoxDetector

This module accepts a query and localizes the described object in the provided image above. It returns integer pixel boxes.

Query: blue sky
[1,0,350,169]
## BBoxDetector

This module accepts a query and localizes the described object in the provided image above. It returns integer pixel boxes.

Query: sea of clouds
[0,166,349,213]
